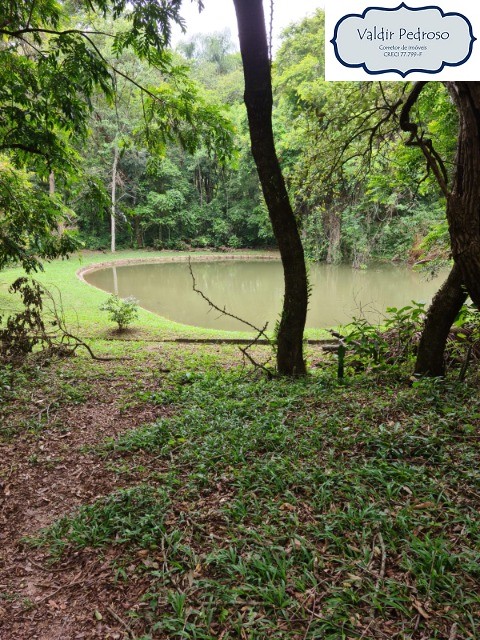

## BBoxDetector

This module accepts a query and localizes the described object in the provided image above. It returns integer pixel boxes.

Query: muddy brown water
[83,260,448,331]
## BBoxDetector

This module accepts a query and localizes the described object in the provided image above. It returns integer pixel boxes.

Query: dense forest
[75,9,456,267]
[1,5,457,267]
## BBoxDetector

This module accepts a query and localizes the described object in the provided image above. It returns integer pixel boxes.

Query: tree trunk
[444,82,480,307]
[324,209,341,264]
[134,216,143,249]
[111,145,119,254]
[232,0,308,375]
[49,170,65,235]
[399,82,479,376]
[49,170,55,197]
[112,265,119,296]
[414,264,466,377]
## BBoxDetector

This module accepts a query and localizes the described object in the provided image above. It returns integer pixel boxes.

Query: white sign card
[325,1,480,80]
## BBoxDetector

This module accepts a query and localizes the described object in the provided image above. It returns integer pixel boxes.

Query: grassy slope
[2,344,478,639]
[0,250,330,341]
[1,252,478,637]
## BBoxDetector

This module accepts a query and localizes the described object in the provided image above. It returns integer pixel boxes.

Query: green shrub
[100,295,139,331]
[337,302,426,375]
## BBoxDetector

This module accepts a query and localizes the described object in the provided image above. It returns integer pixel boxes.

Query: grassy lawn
[1,339,479,638]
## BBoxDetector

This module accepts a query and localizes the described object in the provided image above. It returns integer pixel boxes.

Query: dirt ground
[0,359,171,639]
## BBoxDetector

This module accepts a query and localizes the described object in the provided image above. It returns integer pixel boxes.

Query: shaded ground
[0,351,175,638]
[0,342,479,639]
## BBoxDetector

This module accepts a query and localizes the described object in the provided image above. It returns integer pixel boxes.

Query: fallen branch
[106,605,138,639]
[188,258,270,339]
[0,277,131,364]
[188,258,275,376]
[24,579,88,609]
[43,286,133,361]
[27,559,77,574]
[239,323,275,379]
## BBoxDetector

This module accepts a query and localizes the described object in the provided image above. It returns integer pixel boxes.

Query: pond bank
[80,255,448,332]
[76,251,279,282]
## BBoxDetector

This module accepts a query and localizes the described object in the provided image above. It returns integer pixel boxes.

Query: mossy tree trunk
[445,83,480,307]
[401,82,480,376]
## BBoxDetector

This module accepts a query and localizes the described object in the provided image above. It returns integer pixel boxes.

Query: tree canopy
[0,0,233,270]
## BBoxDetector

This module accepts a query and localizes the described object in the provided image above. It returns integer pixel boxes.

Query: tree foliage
[273,10,457,267]
[0,158,77,271]
[73,29,268,252]
[0,0,229,269]
[0,2,462,275]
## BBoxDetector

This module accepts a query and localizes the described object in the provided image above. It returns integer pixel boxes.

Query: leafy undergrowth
[26,353,480,639]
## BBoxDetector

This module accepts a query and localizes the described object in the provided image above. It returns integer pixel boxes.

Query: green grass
[31,485,170,555]
[3,251,478,637]
[0,249,246,340]
[30,357,480,639]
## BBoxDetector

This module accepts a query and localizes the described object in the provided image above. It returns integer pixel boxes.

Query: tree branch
[399,81,450,197]
[188,258,275,376]
[0,27,114,38]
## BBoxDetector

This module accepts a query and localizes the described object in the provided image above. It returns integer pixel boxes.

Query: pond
[83,259,448,331]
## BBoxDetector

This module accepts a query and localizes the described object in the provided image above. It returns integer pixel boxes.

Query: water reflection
[84,260,448,331]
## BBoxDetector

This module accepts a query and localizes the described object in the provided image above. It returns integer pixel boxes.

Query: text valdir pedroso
[325,2,478,79]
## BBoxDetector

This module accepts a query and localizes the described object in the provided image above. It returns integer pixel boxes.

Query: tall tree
[444,83,480,306]
[0,0,237,268]
[232,0,308,376]
[0,0,203,264]
[400,81,480,376]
